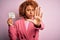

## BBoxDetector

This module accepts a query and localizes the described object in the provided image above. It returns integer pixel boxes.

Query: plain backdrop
[0,0,60,40]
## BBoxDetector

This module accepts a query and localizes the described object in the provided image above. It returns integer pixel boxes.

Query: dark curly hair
[19,1,38,18]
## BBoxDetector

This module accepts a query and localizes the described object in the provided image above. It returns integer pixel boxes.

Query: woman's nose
[30,12,32,14]
[30,11,33,14]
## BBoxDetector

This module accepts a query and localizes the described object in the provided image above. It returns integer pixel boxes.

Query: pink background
[0,0,60,40]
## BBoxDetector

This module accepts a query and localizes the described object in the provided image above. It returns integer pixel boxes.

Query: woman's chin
[29,17,34,19]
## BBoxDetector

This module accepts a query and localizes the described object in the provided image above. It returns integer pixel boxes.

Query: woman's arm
[7,18,17,40]
[8,24,17,40]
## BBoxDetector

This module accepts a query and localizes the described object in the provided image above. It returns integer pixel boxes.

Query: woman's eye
[32,9,34,11]
[27,9,30,11]
[26,9,34,11]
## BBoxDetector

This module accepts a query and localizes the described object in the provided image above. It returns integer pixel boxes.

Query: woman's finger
[40,12,43,18]
[34,7,37,17]
[39,7,43,18]
[38,7,40,16]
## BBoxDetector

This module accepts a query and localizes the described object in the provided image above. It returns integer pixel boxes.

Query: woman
[7,1,44,40]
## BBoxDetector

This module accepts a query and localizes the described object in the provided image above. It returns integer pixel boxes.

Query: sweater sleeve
[39,22,44,30]
[34,22,44,30]
[8,22,18,40]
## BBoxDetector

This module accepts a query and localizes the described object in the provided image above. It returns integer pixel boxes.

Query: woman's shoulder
[15,17,25,23]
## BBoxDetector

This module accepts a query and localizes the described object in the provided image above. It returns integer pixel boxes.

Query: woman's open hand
[27,7,43,26]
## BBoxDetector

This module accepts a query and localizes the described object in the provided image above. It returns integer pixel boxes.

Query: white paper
[9,12,15,18]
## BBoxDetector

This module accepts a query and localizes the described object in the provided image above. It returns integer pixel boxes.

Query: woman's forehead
[26,5,34,9]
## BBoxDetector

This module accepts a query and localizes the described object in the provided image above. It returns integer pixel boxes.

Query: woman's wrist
[33,23,41,28]
[8,23,13,26]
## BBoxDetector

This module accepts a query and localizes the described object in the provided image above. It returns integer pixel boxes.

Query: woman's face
[25,5,35,19]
